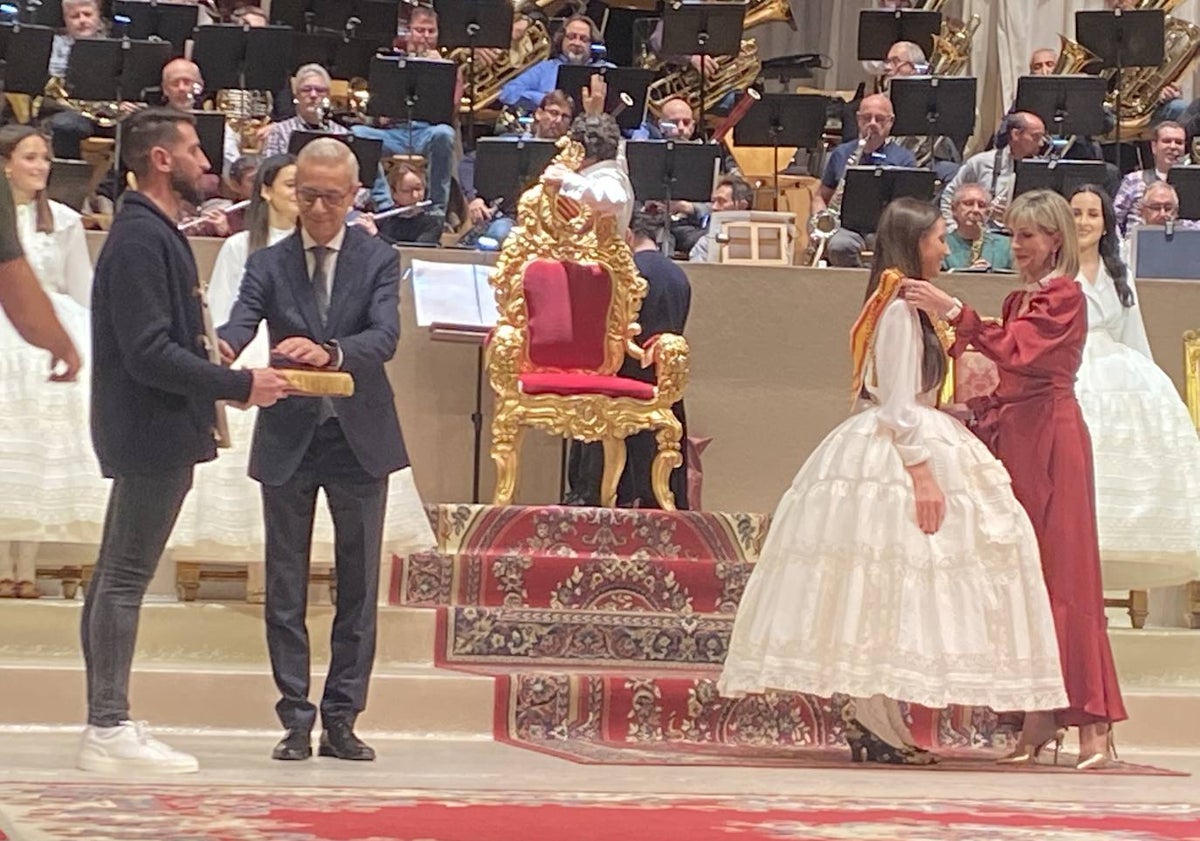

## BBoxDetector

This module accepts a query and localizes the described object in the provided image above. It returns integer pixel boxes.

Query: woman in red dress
[903,189,1127,769]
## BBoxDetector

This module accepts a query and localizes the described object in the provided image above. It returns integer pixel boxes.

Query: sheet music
[409,259,499,330]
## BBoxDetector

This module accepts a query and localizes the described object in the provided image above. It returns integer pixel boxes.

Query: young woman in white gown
[0,126,106,598]
[171,154,435,568]
[717,198,1067,764]
[1068,185,1200,605]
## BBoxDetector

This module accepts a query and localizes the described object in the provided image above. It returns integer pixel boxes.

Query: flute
[349,201,432,225]
[178,200,251,231]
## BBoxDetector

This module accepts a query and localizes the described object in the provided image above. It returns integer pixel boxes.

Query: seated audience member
[262,64,350,159]
[357,163,442,246]
[1113,121,1187,235]
[817,94,917,267]
[499,15,612,113]
[351,5,457,218]
[682,175,754,262]
[941,111,1045,229]
[942,182,1013,271]
[565,210,690,508]
[42,0,107,160]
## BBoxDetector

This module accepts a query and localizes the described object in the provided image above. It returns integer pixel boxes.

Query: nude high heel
[1076,727,1117,771]
[996,727,1066,766]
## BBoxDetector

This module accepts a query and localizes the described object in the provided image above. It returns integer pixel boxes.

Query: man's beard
[562,48,589,65]
[170,167,204,206]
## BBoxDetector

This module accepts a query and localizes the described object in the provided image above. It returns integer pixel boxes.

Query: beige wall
[86,234,1200,515]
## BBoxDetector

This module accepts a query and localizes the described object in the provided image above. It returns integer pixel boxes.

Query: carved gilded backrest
[488,139,647,377]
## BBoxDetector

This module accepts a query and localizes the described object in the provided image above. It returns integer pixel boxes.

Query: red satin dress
[952,276,1127,726]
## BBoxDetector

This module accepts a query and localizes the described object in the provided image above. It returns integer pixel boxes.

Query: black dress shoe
[318,720,376,761]
[271,729,312,761]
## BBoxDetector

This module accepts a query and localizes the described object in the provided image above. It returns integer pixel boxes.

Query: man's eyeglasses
[1142,202,1178,214]
[298,85,330,96]
[297,187,352,206]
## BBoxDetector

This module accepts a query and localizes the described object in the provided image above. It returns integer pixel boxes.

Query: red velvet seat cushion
[522,259,613,370]
[519,372,656,401]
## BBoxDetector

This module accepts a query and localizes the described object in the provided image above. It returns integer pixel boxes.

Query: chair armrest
[650,332,690,406]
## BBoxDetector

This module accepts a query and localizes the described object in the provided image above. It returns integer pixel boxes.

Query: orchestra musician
[262,64,351,159]
[42,0,107,161]
[1112,121,1188,236]
[942,182,1013,272]
[499,15,612,113]
[940,111,1046,231]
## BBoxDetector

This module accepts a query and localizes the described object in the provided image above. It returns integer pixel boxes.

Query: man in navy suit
[218,138,408,763]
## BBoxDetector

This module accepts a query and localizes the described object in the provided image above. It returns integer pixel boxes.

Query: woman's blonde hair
[1006,188,1079,280]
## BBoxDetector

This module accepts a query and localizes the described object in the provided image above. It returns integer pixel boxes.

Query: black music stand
[288,130,383,185]
[473,137,558,205]
[841,166,937,235]
[434,0,512,153]
[1075,9,1165,173]
[47,158,92,210]
[272,0,398,39]
[1166,166,1200,222]
[367,55,457,154]
[556,65,655,133]
[1013,159,1109,199]
[112,1,198,57]
[30,0,63,27]
[626,140,722,256]
[890,76,976,152]
[290,31,386,80]
[0,22,54,95]
[659,0,746,134]
[192,110,226,175]
[857,9,942,62]
[192,24,294,93]
[1014,74,1107,141]
[67,37,172,183]
[733,92,827,209]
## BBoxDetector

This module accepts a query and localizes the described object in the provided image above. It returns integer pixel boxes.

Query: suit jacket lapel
[286,233,325,338]
[325,229,362,336]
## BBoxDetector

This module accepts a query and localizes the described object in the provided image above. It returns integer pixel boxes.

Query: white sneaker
[76,721,199,774]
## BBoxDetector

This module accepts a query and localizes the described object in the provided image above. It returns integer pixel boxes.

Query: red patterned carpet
[395,506,1185,776]
[2,785,1200,841]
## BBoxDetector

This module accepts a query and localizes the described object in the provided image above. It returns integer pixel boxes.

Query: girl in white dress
[170,154,435,567]
[1068,186,1200,602]
[0,126,106,598]
[717,198,1067,764]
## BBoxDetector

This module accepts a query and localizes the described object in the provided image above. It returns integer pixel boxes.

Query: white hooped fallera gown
[717,298,1068,713]
[0,200,109,543]
[168,227,436,562]
[1074,265,1200,590]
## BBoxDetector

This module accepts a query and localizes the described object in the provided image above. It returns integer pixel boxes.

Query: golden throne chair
[1183,330,1200,629]
[485,139,690,510]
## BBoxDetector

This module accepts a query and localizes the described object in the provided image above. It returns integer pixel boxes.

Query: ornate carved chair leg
[650,418,684,511]
[490,415,526,506]
[600,436,628,508]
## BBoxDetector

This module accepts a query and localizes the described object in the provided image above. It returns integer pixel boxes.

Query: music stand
[112,1,198,57]
[1166,166,1200,221]
[1013,74,1107,139]
[0,22,54,95]
[192,24,294,93]
[30,0,63,27]
[857,9,942,62]
[733,92,827,208]
[192,110,226,175]
[1075,9,1166,174]
[290,31,387,80]
[1013,159,1109,199]
[67,37,172,183]
[556,65,655,133]
[890,76,976,152]
[366,55,458,155]
[626,139,721,255]
[434,0,512,153]
[47,159,93,211]
[473,137,558,206]
[288,130,384,185]
[659,1,746,133]
[840,166,937,235]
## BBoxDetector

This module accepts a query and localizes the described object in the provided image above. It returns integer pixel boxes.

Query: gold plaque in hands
[278,369,355,397]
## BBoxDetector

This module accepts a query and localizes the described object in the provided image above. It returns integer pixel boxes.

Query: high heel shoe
[1076,728,1118,771]
[996,727,1066,766]
[844,716,937,766]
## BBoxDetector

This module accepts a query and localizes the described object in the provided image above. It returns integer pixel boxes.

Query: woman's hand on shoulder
[900,278,956,319]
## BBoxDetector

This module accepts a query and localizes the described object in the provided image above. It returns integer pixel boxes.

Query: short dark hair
[538,89,575,116]
[569,113,620,162]
[409,5,437,24]
[553,14,600,55]
[1153,120,1184,141]
[121,108,196,178]
[629,209,664,243]
[718,175,753,209]
[229,154,261,184]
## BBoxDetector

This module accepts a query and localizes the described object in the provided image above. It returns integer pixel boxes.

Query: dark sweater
[91,191,253,477]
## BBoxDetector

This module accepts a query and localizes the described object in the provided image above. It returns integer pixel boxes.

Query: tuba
[646,39,763,118]
[1052,33,1103,75]
[215,89,273,155]
[744,0,797,32]
[1108,0,1200,133]
[928,14,981,77]
[447,19,551,112]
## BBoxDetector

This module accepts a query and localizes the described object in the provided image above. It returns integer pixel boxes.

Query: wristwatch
[321,339,341,369]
